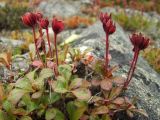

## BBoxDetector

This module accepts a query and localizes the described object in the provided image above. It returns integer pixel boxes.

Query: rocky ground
[0,0,160,120]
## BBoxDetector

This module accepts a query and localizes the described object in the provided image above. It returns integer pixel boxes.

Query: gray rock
[0,37,24,48]
[72,20,160,119]
[38,0,82,18]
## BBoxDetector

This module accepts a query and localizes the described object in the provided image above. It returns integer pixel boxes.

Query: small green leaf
[40,92,61,105]
[58,64,72,81]
[67,101,87,120]
[26,69,37,82]
[2,100,13,112]
[22,94,38,113]
[39,68,54,79]
[45,108,64,120]
[0,110,5,120]
[20,116,32,120]
[8,88,29,105]
[54,76,68,93]
[72,88,91,100]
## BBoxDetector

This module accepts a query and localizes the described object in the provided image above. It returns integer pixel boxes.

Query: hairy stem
[46,28,52,57]
[105,33,109,72]
[32,27,41,60]
[39,25,47,66]
[54,33,58,66]
[124,48,139,89]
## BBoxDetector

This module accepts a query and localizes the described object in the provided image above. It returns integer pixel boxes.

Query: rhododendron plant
[0,11,150,120]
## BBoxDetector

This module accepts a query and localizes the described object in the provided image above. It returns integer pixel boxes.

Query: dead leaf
[91,80,101,86]
[113,97,125,105]
[92,106,109,115]
[100,80,112,91]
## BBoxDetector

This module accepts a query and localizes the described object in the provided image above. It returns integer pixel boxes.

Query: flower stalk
[32,27,41,59]
[105,33,109,71]
[46,28,52,57]
[123,33,150,89]
[54,33,58,66]
[100,12,116,72]
[123,48,139,89]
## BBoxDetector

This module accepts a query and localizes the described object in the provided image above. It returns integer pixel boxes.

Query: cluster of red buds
[124,33,150,89]
[21,12,64,67]
[100,12,116,72]
[100,12,150,89]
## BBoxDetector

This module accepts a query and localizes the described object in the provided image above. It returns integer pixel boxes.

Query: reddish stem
[105,33,109,72]
[39,26,46,53]
[54,32,58,66]
[32,27,41,60]
[124,48,139,89]
[46,28,52,57]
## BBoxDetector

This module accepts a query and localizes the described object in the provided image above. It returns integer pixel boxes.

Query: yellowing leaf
[12,108,27,116]
[31,91,43,99]
[15,78,33,92]
[72,88,91,100]
[40,68,54,79]
[69,78,82,90]
[0,52,12,69]
[8,88,28,105]
[92,106,109,115]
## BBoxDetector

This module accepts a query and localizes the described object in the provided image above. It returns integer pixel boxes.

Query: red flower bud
[21,12,37,27]
[130,33,150,51]
[100,12,111,23]
[100,12,116,34]
[52,18,64,34]
[35,12,43,22]
[40,18,49,29]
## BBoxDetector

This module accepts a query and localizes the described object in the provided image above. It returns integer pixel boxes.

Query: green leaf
[0,109,16,120]
[0,110,5,120]
[26,69,37,82]
[69,78,82,90]
[102,115,112,120]
[15,78,33,92]
[22,94,38,113]
[2,100,13,112]
[20,116,32,120]
[32,78,44,90]
[45,108,64,120]
[39,68,54,79]
[72,88,91,100]
[8,88,29,105]
[40,92,61,105]
[58,64,72,81]
[67,101,87,120]
[54,76,68,93]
